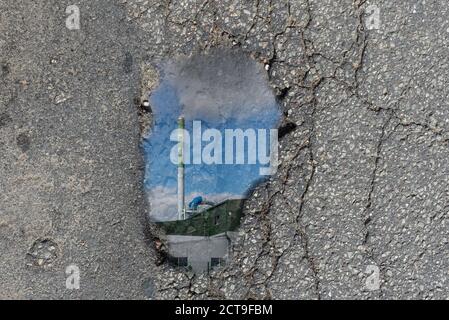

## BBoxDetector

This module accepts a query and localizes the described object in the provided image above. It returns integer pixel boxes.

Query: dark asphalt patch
[16,133,30,152]
[0,113,12,128]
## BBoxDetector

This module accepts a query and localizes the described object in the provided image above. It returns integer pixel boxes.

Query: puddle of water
[143,51,280,273]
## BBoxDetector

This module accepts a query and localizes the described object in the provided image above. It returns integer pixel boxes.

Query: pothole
[26,238,59,268]
[141,49,281,274]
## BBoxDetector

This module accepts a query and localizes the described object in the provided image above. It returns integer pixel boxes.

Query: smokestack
[177,116,185,220]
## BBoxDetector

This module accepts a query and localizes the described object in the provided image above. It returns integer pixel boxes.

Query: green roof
[156,199,245,236]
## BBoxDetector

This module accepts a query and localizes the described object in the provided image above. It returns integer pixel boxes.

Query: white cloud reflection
[163,51,277,123]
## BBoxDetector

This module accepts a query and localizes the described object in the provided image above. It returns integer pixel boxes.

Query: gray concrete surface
[1,0,448,299]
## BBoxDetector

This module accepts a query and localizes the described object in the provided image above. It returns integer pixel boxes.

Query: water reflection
[144,51,280,273]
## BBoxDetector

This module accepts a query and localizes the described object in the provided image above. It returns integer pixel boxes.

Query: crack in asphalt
[141,0,382,299]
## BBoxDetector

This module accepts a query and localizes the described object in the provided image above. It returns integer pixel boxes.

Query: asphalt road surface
[0,0,448,299]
